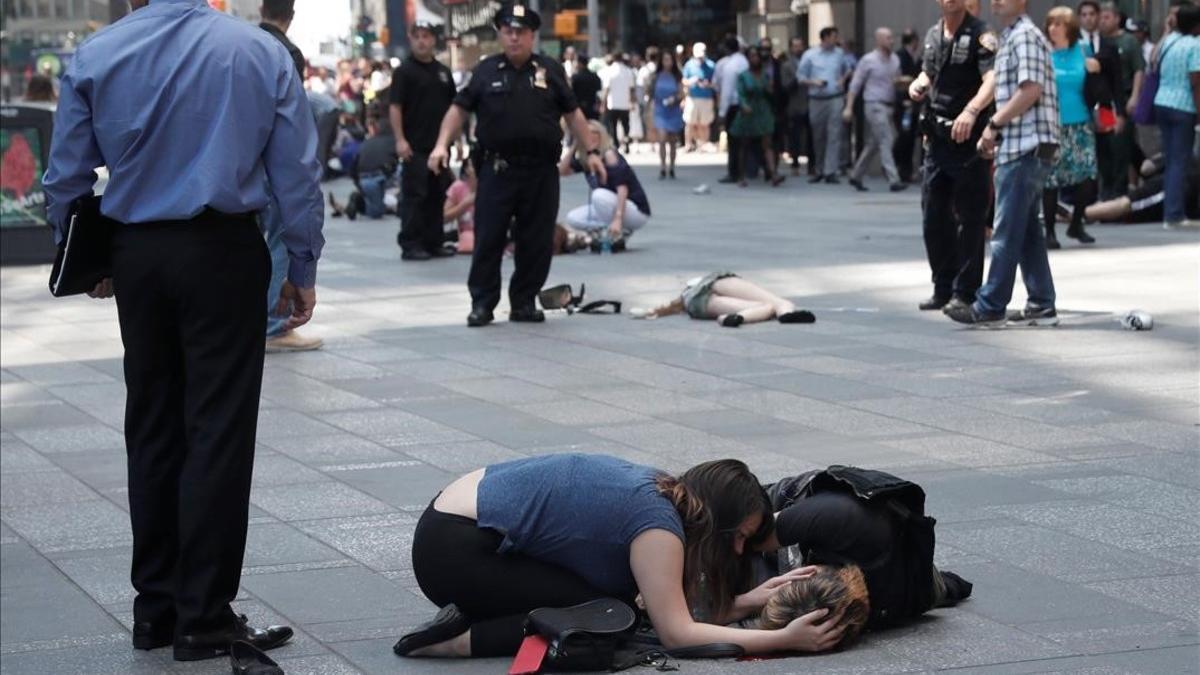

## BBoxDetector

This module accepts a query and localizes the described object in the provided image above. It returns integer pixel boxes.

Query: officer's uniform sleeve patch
[979,32,998,53]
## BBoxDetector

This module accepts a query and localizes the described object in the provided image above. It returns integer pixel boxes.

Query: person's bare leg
[1085,196,1132,223]
[659,140,667,175]
[705,296,776,324]
[407,630,471,658]
[669,138,677,173]
[710,278,796,314]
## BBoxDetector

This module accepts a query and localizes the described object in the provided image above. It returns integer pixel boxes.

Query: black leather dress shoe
[429,246,456,258]
[394,604,470,656]
[918,295,950,311]
[467,307,494,327]
[509,306,545,323]
[132,620,174,650]
[173,614,292,662]
[401,248,432,261]
[230,640,284,675]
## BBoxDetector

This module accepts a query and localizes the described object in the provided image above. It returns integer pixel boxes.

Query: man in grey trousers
[844,27,908,192]
[798,26,851,183]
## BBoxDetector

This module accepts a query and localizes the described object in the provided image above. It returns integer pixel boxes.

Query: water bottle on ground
[1120,310,1153,330]
[601,231,612,254]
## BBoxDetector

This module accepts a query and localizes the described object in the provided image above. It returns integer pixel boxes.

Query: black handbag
[513,598,637,673]
[510,599,745,673]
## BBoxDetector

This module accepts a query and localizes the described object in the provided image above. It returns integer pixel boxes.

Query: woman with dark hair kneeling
[394,454,847,659]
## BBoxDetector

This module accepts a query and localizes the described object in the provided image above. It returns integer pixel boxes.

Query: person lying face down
[751,467,972,632]
[759,565,871,650]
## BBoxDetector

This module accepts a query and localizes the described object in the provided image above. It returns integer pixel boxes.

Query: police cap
[493,3,542,31]
[410,19,439,36]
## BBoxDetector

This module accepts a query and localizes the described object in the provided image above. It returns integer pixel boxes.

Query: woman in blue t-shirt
[1152,4,1200,228]
[652,51,686,179]
[559,121,652,246]
[1042,8,1099,249]
[394,454,846,659]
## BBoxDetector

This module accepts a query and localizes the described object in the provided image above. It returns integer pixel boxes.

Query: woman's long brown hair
[656,459,773,620]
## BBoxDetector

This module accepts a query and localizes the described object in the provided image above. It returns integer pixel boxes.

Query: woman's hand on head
[743,566,818,609]
[779,607,846,652]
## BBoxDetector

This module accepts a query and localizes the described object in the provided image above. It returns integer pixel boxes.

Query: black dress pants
[467,159,558,312]
[398,154,449,254]
[111,213,269,635]
[921,144,989,303]
[724,107,742,180]
[411,505,622,657]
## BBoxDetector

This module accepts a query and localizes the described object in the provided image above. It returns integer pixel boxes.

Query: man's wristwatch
[987,118,1004,131]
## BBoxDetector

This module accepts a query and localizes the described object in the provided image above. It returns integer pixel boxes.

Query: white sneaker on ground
[265,331,324,353]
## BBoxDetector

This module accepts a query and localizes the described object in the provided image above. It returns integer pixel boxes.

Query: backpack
[766,466,937,627]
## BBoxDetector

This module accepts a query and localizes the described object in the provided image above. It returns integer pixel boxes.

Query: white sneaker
[1164,219,1200,230]
[266,331,323,353]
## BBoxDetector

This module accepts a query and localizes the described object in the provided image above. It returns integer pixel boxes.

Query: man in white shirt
[844,27,906,192]
[600,52,636,153]
[713,37,749,183]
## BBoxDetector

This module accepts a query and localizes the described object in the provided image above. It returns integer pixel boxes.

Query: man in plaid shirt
[947,0,1062,327]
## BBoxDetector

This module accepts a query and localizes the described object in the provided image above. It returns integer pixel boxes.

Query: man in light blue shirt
[42,0,321,660]
[798,26,851,181]
[682,42,717,151]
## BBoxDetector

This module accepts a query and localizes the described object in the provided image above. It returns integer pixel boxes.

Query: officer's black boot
[467,306,494,327]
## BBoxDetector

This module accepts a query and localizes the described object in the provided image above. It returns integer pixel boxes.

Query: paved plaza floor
[2,153,1198,674]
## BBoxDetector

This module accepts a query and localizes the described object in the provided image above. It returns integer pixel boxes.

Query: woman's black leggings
[411,504,620,657]
[1042,178,1096,236]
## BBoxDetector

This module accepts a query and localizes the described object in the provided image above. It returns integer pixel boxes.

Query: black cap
[493,3,541,31]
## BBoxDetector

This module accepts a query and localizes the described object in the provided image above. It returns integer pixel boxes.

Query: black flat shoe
[401,248,432,261]
[1045,233,1061,249]
[720,314,744,328]
[510,305,546,323]
[808,174,825,184]
[429,246,456,258]
[230,640,284,675]
[467,307,494,327]
[777,310,816,324]
[668,169,676,179]
[849,178,868,192]
[1066,227,1095,244]
[174,614,292,662]
[133,619,174,650]
[394,604,470,657]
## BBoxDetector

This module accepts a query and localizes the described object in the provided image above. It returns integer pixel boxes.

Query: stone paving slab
[2,155,1198,673]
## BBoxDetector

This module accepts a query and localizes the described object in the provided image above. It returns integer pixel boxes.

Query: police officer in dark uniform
[909,0,997,313]
[428,3,606,327]
[391,20,457,260]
